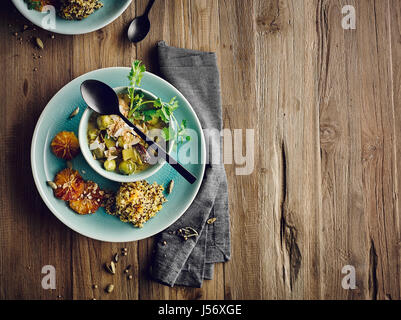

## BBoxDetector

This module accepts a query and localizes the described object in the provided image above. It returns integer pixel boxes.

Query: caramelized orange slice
[53,168,85,201]
[69,181,104,215]
[51,131,80,160]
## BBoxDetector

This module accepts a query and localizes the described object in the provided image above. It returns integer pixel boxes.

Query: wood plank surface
[1,0,401,300]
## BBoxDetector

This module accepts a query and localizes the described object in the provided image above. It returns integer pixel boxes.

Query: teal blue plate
[31,67,206,242]
[12,0,132,35]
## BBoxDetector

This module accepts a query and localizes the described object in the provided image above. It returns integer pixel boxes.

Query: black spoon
[127,0,156,43]
[80,80,197,184]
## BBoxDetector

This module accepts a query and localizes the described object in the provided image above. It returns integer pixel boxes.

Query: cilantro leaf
[126,60,190,144]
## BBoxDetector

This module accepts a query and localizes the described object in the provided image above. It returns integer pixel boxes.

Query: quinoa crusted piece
[108,181,167,228]
[59,0,103,20]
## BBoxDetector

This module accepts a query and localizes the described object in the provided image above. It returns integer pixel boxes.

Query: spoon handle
[144,0,156,16]
[119,113,197,184]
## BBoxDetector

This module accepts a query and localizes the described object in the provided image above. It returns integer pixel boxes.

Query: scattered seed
[57,295,62,298]
[105,284,114,293]
[68,107,79,119]
[124,269,129,273]
[125,264,131,271]
[33,67,38,72]
[123,252,127,256]
[167,180,174,194]
[113,253,119,263]
[162,241,167,246]
[14,32,18,36]
[128,275,133,280]
[110,261,116,273]
[47,181,57,190]
[92,298,96,300]
[92,284,98,289]
[207,218,217,225]
[23,25,28,31]
[36,37,44,49]
[122,247,127,252]
[177,227,199,241]
[105,262,116,275]
[51,34,55,39]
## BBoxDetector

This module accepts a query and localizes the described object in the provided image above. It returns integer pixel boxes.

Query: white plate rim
[31,67,206,242]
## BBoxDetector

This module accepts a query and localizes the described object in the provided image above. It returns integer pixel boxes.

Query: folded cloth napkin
[151,41,230,288]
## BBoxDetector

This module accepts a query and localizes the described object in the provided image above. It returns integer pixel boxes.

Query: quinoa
[59,0,103,20]
[106,181,166,228]
[25,0,103,20]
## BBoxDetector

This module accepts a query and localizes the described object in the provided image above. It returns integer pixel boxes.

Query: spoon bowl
[127,0,155,43]
[128,15,151,43]
[80,80,119,115]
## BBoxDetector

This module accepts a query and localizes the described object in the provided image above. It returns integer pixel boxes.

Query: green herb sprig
[126,61,190,143]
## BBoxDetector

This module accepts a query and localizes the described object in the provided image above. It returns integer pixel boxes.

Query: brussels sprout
[104,137,116,149]
[97,115,113,130]
[87,128,99,141]
[92,148,104,159]
[117,136,126,148]
[104,159,116,172]
[119,160,134,175]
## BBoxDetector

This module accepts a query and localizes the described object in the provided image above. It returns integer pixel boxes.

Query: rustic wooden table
[1,0,400,300]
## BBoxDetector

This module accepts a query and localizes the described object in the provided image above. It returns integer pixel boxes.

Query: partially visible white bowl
[79,86,175,183]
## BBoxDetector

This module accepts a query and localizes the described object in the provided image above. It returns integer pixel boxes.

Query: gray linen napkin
[151,41,230,288]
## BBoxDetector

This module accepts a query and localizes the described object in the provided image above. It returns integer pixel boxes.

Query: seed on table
[36,37,44,49]
[162,241,167,246]
[110,261,116,273]
[128,275,133,280]
[105,262,116,275]
[105,284,114,293]
[122,247,127,252]
[113,253,119,263]
[122,252,127,256]
[92,284,98,289]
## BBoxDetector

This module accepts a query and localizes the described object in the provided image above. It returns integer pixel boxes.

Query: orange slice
[69,181,104,215]
[53,168,85,201]
[51,131,80,160]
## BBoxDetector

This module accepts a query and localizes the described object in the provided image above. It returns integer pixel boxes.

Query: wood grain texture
[1,0,401,300]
